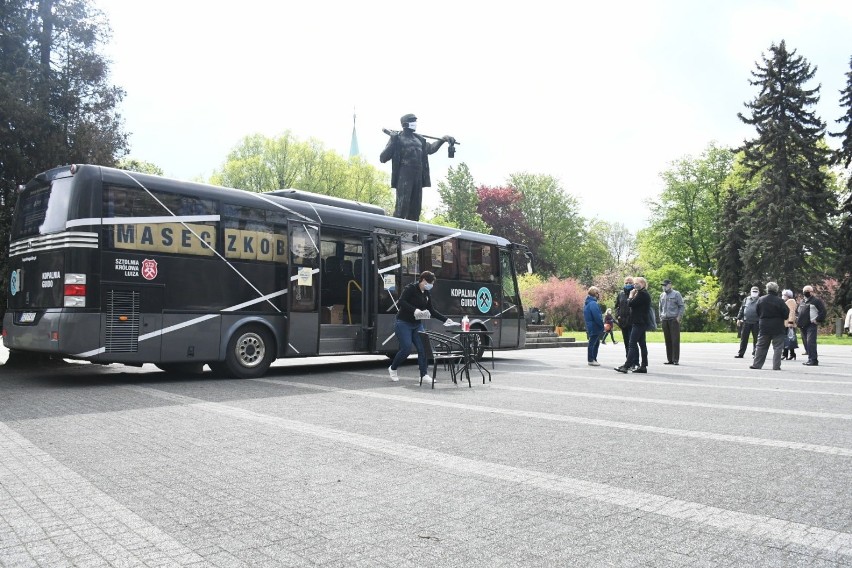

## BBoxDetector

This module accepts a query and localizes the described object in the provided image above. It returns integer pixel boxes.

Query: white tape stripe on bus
[73,289,288,358]
[127,385,852,556]
[377,231,463,264]
[246,192,316,223]
[402,231,462,256]
[222,289,289,312]
[377,263,401,274]
[119,171,280,313]
[65,215,220,227]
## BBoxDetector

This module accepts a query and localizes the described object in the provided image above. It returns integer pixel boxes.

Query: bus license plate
[19,312,36,323]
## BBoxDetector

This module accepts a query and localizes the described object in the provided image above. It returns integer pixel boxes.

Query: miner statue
[380,113,456,220]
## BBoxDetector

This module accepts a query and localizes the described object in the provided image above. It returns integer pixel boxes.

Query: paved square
[1,341,851,567]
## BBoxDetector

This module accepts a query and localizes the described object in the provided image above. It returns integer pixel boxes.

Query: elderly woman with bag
[601,309,618,345]
[782,289,798,360]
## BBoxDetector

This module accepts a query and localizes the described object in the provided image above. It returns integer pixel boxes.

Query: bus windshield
[11,176,75,238]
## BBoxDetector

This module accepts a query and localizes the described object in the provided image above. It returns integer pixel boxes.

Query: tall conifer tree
[715,191,747,318]
[736,41,834,291]
[831,55,852,310]
[1,0,128,324]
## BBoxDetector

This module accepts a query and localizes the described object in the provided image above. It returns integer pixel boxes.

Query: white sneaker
[388,367,399,382]
[588,361,601,366]
[422,375,435,383]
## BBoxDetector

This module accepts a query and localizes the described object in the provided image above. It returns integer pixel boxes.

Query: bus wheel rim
[236,333,265,367]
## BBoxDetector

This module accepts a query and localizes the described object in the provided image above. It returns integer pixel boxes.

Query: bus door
[371,233,402,354]
[498,248,523,348]
[286,222,320,356]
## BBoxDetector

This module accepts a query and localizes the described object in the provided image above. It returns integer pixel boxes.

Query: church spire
[349,109,360,158]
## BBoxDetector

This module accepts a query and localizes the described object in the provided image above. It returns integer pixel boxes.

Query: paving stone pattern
[1,342,851,567]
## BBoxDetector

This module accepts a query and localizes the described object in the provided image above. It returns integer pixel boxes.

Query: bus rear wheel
[223,325,275,379]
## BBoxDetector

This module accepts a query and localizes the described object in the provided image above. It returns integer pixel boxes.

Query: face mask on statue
[407,121,417,131]
[423,282,433,291]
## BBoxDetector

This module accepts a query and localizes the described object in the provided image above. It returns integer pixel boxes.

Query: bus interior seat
[322,256,342,306]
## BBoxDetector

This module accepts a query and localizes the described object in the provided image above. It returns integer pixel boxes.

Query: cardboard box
[329,304,344,324]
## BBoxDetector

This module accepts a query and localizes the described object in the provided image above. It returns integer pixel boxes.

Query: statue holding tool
[380,113,458,221]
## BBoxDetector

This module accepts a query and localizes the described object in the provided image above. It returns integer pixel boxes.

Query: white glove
[414,309,430,320]
[444,319,459,327]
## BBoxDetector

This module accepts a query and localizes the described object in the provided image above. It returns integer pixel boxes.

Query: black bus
[3,164,531,378]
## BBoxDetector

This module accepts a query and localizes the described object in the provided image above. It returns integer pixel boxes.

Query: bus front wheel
[224,325,275,379]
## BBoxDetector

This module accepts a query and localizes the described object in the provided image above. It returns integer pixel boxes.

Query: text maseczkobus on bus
[3,165,534,378]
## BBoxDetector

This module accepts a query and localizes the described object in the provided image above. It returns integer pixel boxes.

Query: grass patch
[561,330,852,345]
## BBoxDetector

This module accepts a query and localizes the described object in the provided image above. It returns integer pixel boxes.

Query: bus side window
[458,240,494,282]
[419,237,457,280]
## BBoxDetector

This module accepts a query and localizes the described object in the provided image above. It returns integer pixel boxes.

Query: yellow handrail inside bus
[346,280,362,324]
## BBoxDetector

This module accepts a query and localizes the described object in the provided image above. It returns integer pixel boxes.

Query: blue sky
[95,0,852,232]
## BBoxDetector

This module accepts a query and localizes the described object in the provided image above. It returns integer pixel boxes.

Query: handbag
[785,327,798,349]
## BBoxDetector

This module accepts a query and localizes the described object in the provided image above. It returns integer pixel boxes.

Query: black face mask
[804,291,812,298]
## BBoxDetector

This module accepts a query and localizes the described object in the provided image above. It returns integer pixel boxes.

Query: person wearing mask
[749,282,790,370]
[781,289,798,360]
[735,286,761,359]
[601,309,617,345]
[797,285,825,366]
[583,286,604,366]
[388,271,456,383]
[659,279,685,365]
[615,277,634,356]
[615,277,650,374]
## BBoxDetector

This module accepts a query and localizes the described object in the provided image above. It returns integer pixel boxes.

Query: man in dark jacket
[735,286,761,358]
[379,113,454,220]
[615,276,650,374]
[749,282,790,371]
[797,284,825,366]
[615,277,634,356]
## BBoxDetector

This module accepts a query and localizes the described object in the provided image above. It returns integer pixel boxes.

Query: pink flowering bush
[526,276,587,329]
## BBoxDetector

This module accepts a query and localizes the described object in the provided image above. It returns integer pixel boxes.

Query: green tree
[435,162,487,232]
[596,221,636,267]
[1,0,128,324]
[831,55,852,311]
[645,143,734,273]
[210,132,393,211]
[509,172,585,277]
[737,40,835,291]
[117,158,163,175]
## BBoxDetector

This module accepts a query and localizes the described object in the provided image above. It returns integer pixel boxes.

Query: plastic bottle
[462,315,470,332]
